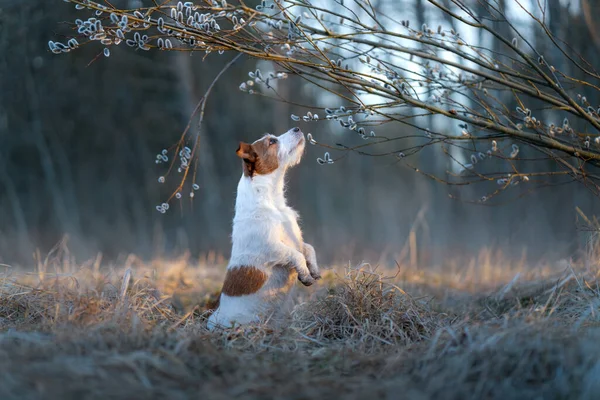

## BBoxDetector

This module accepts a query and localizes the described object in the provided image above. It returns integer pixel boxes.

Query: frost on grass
[293,265,443,350]
[1,252,600,398]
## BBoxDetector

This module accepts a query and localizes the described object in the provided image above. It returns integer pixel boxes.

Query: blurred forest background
[1,0,599,267]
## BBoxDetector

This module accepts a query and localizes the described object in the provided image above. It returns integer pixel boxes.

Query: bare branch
[48,0,600,205]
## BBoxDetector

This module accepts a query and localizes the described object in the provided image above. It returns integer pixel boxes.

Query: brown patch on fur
[236,136,279,177]
[221,266,268,296]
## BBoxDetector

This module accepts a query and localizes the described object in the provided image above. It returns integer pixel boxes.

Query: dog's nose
[293,127,300,133]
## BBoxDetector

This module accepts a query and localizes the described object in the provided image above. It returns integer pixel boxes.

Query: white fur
[207,128,320,330]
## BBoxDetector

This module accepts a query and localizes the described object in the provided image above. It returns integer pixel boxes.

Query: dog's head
[236,127,305,178]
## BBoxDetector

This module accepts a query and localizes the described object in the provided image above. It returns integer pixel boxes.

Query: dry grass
[1,248,600,400]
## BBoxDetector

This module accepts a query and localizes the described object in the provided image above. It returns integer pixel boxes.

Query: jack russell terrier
[207,127,321,330]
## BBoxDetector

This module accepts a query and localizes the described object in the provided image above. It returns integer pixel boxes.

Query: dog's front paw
[298,273,316,287]
[308,267,322,280]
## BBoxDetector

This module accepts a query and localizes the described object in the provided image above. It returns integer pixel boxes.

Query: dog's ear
[236,142,257,162]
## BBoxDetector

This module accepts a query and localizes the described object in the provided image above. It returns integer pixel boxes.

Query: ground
[1,247,600,400]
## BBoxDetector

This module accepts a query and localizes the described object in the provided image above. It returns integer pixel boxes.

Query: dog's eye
[269,138,278,145]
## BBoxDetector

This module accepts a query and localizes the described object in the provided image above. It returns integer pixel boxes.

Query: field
[1,246,600,400]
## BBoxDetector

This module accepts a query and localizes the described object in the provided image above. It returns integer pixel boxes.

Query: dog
[207,127,321,330]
